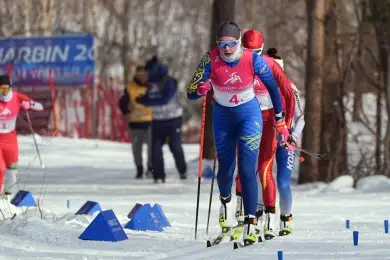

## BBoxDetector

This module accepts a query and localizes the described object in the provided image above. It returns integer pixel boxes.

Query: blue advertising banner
[0,34,95,86]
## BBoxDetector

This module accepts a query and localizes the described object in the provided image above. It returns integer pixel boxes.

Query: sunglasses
[216,40,239,48]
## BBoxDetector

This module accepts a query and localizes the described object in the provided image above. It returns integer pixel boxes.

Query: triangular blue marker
[152,204,171,227]
[127,203,143,219]
[79,209,128,242]
[10,190,37,207]
[75,201,102,215]
[124,203,163,232]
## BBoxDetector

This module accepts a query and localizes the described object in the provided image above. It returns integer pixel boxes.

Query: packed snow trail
[0,136,388,260]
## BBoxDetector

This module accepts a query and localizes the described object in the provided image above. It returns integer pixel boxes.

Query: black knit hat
[0,74,11,86]
[266,48,282,60]
[145,56,158,70]
[217,21,241,40]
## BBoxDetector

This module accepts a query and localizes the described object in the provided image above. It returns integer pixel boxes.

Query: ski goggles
[243,47,263,54]
[253,48,263,54]
[0,86,10,95]
[216,40,239,48]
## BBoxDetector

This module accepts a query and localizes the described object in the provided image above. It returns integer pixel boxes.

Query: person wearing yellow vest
[119,63,153,179]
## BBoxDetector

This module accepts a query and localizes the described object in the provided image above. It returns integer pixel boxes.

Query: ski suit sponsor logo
[0,108,11,116]
[223,72,242,85]
[187,52,211,94]
[287,151,295,171]
[259,64,267,74]
[254,78,260,87]
[287,150,295,171]
[293,88,303,114]
[239,121,262,151]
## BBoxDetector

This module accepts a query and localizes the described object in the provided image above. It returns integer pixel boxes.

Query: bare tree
[201,0,236,160]
[368,0,390,176]
[299,0,327,184]
[40,0,54,35]
[319,0,355,182]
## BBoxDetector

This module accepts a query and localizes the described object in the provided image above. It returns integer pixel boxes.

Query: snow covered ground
[0,135,389,260]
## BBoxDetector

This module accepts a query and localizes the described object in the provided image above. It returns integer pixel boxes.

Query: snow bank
[355,175,390,192]
[295,175,390,194]
[292,182,328,195]
[322,175,355,193]
[294,176,354,195]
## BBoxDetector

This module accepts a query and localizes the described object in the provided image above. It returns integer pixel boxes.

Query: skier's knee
[277,177,290,194]
[217,172,226,184]
[7,163,18,170]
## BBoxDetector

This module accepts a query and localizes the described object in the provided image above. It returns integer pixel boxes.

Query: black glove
[287,134,297,147]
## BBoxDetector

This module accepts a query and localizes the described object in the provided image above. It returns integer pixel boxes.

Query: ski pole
[205,154,217,236]
[25,110,45,168]
[195,95,207,240]
[293,144,327,160]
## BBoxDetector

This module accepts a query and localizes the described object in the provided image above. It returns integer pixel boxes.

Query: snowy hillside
[0,136,389,260]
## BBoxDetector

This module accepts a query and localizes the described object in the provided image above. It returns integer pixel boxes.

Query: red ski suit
[0,91,40,191]
[236,55,295,208]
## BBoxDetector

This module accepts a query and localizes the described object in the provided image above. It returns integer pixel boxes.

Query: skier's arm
[252,53,283,117]
[264,56,295,127]
[187,52,212,100]
[17,93,43,111]
[119,89,130,115]
[139,78,177,106]
[291,84,305,142]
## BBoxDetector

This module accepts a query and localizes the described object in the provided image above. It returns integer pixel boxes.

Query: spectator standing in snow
[119,62,153,179]
[135,56,187,183]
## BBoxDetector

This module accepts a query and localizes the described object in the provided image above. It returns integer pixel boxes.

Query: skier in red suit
[235,29,295,240]
[0,75,43,195]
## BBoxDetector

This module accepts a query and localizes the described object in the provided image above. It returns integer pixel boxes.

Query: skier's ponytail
[266,48,284,70]
[266,48,282,60]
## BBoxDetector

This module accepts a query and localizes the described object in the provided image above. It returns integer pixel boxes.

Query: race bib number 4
[228,91,254,105]
[229,95,240,104]
[213,88,255,107]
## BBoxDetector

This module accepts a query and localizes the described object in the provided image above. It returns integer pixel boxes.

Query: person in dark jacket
[135,56,187,183]
[119,63,153,179]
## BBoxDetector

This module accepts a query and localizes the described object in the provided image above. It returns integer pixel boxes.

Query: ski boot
[243,215,260,245]
[264,207,278,240]
[279,214,293,236]
[255,207,265,236]
[219,195,233,234]
[234,194,244,225]
[230,194,245,241]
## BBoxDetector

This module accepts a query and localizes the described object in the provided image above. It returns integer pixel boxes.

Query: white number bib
[0,117,16,133]
[213,88,255,107]
[256,93,274,111]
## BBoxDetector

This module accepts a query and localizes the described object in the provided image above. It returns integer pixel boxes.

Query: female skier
[0,74,43,195]
[267,48,305,237]
[187,22,290,245]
